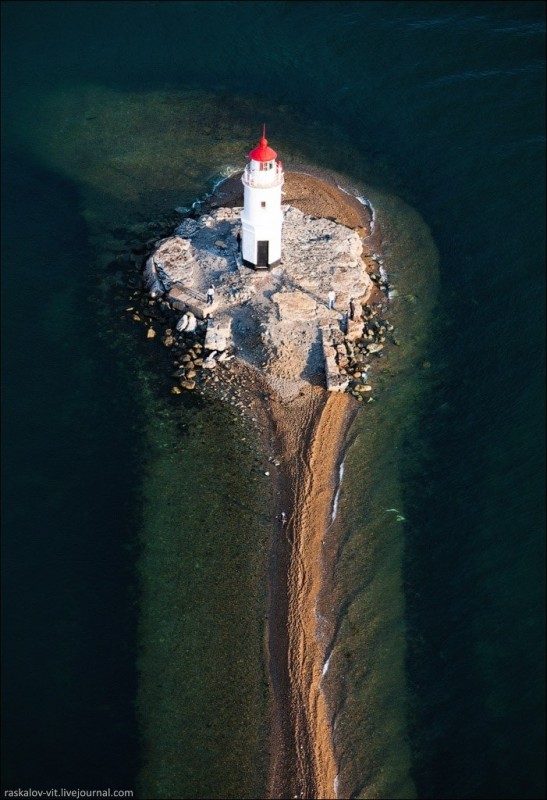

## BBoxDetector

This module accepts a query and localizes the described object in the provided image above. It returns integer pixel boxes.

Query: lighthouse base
[242,258,281,271]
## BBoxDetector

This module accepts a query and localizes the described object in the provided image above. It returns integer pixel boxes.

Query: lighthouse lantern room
[240,127,284,269]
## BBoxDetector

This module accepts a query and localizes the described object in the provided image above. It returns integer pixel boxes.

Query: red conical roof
[248,126,277,162]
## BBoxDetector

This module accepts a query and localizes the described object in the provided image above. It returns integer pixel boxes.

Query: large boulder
[204,319,232,352]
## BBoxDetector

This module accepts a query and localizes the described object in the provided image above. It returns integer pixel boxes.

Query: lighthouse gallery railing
[242,164,284,188]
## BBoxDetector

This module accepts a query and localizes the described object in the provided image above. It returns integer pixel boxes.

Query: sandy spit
[278,389,358,799]
[211,169,375,798]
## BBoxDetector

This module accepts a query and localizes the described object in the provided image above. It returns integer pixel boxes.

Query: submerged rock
[366,343,384,353]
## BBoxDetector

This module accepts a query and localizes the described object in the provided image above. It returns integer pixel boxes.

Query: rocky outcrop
[320,324,349,393]
[143,204,374,399]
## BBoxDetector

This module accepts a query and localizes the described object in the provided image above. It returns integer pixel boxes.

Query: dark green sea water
[1,2,545,798]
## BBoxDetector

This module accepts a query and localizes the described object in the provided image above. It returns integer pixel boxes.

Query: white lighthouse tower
[240,127,284,269]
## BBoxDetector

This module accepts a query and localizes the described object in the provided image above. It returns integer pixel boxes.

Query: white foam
[211,165,241,193]
[336,183,351,196]
[322,653,331,678]
[330,461,345,525]
[334,774,340,798]
[336,186,376,234]
[218,163,241,178]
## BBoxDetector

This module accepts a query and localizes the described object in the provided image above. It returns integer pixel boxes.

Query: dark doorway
[257,240,269,267]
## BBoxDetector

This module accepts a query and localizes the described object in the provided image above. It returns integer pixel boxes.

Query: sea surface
[1,2,545,799]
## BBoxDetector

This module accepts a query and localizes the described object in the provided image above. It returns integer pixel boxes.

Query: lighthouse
[240,127,284,269]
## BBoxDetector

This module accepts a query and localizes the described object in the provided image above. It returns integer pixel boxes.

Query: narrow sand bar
[209,171,381,797]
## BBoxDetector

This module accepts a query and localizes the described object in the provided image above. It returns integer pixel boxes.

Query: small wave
[336,183,351,196]
[386,507,406,522]
[186,167,241,215]
[356,195,376,235]
[322,653,331,678]
[218,163,241,178]
[334,774,340,798]
[406,14,544,35]
[491,21,546,36]
[427,63,541,87]
[330,461,345,525]
[406,14,464,30]
[208,165,242,196]
[337,186,376,235]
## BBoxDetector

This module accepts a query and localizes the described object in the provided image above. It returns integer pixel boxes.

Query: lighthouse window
[261,201,267,208]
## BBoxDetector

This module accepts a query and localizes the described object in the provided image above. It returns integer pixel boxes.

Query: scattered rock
[202,354,217,370]
[366,343,384,353]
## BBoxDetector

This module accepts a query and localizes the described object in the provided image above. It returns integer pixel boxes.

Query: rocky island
[143,169,394,402]
[135,136,402,798]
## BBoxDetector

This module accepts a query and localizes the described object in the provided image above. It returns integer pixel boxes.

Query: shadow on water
[1,152,142,790]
